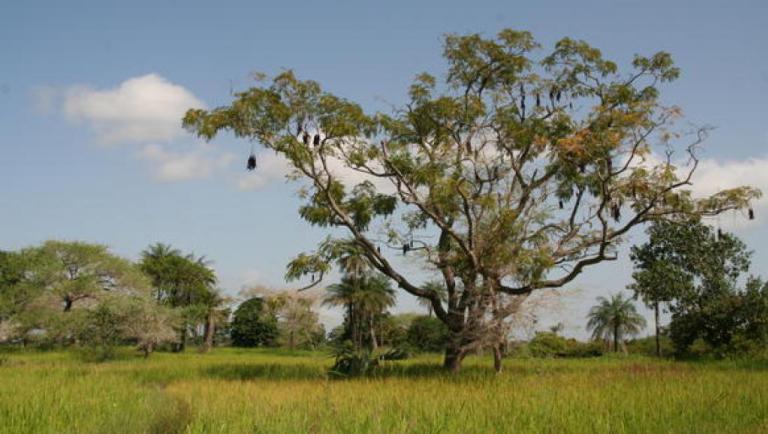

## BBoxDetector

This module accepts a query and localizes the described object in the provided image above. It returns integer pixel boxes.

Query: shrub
[406,316,449,353]
[230,298,278,347]
[526,332,604,358]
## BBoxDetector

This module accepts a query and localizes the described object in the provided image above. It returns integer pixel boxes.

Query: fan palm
[324,273,395,350]
[417,281,448,317]
[587,293,646,352]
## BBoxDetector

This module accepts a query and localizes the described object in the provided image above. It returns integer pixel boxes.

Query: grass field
[1,348,767,434]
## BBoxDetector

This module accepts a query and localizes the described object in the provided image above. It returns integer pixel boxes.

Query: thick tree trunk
[654,302,661,357]
[613,323,619,353]
[443,342,466,373]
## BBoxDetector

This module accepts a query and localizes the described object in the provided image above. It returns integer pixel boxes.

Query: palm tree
[417,281,448,317]
[586,293,646,353]
[199,289,230,353]
[324,273,396,351]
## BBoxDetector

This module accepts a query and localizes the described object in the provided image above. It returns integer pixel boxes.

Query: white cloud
[689,156,768,229]
[62,74,205,145]
[139,143,234,182]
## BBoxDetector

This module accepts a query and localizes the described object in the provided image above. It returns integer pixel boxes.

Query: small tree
[184,29,759,371]
[324,273,395,351]
[630,220,701,356]
[586,293,646,352]
[631,220,766,355]
[230,297,278,347]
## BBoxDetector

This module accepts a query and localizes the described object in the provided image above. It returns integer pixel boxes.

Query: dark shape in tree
[230,297,278,347]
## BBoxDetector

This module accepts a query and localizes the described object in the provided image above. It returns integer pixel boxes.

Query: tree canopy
[630,220,768,355]
[183,29,760,371]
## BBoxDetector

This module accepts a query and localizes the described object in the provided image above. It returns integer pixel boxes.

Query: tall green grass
[1,348,766,433]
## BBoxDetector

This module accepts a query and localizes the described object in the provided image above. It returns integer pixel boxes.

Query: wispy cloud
[139,143,234,182]
[40,74,237,183]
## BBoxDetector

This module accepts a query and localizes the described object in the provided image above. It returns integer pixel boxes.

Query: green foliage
[139,243,217,308]
[586,293,646,352]
[1,241,152,347]
[328,341,378,377]
[230,298,278,347]
[324,272,395,351]
[631,220,768,357]
[183,28,760,370]
[261,290,325,350]
[77,302,124,361]
[406,315,449,352]
[626,335,675,357]
[524,332,604,358]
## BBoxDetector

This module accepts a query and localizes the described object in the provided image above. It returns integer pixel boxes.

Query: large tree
[2,241,152,346]
[183,29,759,371]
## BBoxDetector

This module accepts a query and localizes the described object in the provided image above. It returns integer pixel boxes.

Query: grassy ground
[1,348,767,434]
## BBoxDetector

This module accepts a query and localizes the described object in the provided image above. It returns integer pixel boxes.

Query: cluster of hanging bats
[246,128,321,171]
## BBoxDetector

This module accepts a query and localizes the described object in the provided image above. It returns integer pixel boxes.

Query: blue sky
[1,0,767,337]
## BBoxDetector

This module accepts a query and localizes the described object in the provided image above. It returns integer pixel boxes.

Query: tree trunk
[370,316,378,351]
[201,311,215,353]
[654,302,661,357]
[143,342,154,359]
[176,327,187,353]
[493,344,503,374]
[443,342,466,373]
[613,323,620,353]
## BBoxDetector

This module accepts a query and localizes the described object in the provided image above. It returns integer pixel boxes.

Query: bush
[625,335,674,357]
[230,298,278,347]
[328,341,378,377]
[406,316,449,353]
[525,332,603,358]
